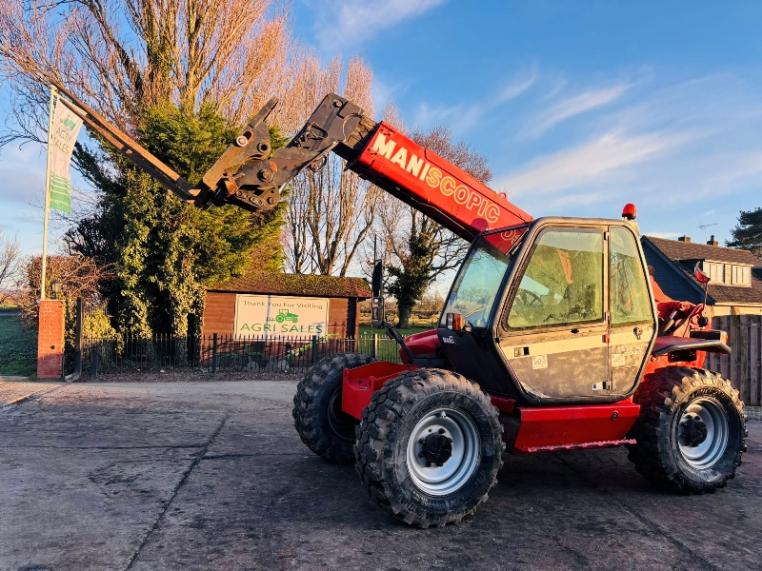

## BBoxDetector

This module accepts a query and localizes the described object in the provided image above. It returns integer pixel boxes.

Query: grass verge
[359,324,433,337]
[0,315,36,376]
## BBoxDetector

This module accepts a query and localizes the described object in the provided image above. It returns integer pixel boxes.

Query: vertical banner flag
[47,92,83,213]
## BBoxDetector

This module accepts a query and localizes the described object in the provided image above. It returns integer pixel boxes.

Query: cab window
[506,229,603,329]
[610,227,653,325]
[440,239,509,328]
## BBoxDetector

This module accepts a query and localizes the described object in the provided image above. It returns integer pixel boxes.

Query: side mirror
[445,312,464,330]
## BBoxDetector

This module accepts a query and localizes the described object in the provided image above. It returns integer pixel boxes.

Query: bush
[83,308,116,339]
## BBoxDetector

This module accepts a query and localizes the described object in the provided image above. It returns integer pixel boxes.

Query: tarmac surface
[1,379,760,570]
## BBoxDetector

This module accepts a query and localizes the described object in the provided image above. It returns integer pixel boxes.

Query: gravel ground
[0,379,760,571]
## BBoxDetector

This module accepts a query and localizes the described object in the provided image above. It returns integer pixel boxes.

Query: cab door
[607,226,657,394]
[498,226,611,402]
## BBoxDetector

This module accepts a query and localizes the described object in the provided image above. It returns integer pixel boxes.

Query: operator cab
[438,217,657,405]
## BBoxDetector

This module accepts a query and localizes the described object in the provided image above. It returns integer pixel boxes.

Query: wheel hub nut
[419,433,453,466]
[680,415,708,447]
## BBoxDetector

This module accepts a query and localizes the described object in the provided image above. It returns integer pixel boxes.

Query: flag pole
[40,85,57,301]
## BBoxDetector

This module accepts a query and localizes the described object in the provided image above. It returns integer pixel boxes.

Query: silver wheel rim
[677,397,729,470]
[406,408,481,496]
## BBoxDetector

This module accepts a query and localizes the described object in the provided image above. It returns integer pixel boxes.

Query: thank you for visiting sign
[234,295,329,338]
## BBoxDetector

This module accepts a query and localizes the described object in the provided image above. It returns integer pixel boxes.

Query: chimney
[678,235,692,243]
[707,235,719,247]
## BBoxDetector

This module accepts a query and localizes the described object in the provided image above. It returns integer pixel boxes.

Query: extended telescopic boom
[57,88,532,241]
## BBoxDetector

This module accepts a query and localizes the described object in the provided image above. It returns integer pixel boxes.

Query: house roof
[643,236,762,305]
[644,236,760,265]
[207,271,371,299]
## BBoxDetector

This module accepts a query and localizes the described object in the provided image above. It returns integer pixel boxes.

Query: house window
[701,261,751,287]
[703,261,724,283]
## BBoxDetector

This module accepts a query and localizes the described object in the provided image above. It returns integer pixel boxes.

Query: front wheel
[293,353,374,464]
[354,369,504,527]
[628,367,747,493]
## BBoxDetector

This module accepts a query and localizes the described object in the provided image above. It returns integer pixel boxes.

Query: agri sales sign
[47,91,83,213]
[234,295,329,339]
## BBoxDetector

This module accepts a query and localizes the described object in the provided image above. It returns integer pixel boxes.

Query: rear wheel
[293,353,374,464]
[354,369,504,527]
[628,367,746,493]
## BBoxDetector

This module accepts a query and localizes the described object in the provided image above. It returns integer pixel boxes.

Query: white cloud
[312,0,445,53]
[526,82,631,138]
[647,232,680,239]
[401,69,762,236]
[496,130,696,198]
[412,68,536,133]
[413,101,483,133]
[0,141,93,255]
[537,191,610,211]
[495,69,537,103]
[704,150,762,189]
[370,74,416,119]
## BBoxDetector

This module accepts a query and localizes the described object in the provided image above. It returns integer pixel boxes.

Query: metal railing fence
[82,332,404,377]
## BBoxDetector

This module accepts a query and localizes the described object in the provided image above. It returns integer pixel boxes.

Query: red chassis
[341,351,714,454]
[342,295,720,455]
[342,357,642,453]
[343,356,641,453]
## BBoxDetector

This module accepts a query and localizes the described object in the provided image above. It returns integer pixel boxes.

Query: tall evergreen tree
[67,106,286,335]
[727,207,762,257]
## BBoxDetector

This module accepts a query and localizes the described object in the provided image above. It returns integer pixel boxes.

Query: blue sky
[3,1,762,260]
[294,0,762,244]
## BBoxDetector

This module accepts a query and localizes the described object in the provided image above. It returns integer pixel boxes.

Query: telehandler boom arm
[57,88,531,241]
[56,86,198,203]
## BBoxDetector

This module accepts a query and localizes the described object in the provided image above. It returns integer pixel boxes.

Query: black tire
[293,352,374,464]
[628,366,747,493]
[354,368,504,528]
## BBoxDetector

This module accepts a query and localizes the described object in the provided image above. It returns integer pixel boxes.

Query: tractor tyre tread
[627,366,746,493]
[354,368,504,528]
[293,352,374,465]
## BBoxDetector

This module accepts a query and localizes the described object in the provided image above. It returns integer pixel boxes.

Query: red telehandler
[57,87,747,528]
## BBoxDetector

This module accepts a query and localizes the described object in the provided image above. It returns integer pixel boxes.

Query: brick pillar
[37,299,65,379]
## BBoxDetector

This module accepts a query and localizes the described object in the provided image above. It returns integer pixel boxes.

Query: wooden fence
[705,315,762,406]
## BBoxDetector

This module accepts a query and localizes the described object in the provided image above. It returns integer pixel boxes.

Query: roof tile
[645,236,760,265]
[208,271,371,299]
[643,236,762,305]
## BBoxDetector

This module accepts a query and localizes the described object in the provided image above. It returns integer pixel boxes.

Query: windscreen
[440,238,511,328]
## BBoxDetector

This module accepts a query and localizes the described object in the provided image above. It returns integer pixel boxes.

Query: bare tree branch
[284,57,378,276]
[0,233,22,306]
[16,253,113,322]
[0,0,300,146]
[378,126,491,327]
